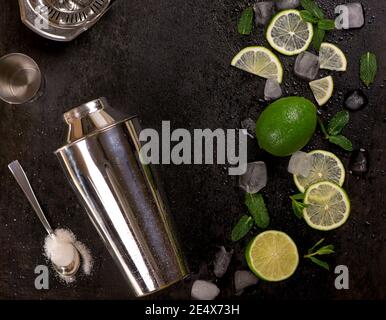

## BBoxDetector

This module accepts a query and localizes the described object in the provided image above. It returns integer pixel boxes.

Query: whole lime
[256,97,317,157]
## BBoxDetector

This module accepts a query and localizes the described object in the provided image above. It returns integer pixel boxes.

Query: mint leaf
[315,245,335,255]
[238,7,254,35]
[291,193,305,201]
[245,193,270,228]
[290,194,306,219]
[231,215,254,242]
[308,238,325,254]
[291,200,304,219]
[329,135,353,152]
[300,10,319,24]
[318,19,335,30]
[327,111,350,136]
[300,0,324,20]
[360,52,378,87]
[312,25,325,51]
[309,257,330,270]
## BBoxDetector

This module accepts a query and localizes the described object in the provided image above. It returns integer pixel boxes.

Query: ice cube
[241,118,256,138]
[275,0,299,10]
[349,148,369,176]
[254,2,275,26]
[234,270,259,294]
[288,151,312,177]
[294,52,320,81]
[191,280,220,300]
[336,3,364,29]
[344,89,368,111]
[264,79,282,101]
[213,246,233,278]
[239,161,267,193]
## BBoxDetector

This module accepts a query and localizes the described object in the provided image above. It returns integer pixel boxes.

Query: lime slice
[246,230,299,282]
[319,43,347,71]
[294,150,345,193]
[231,46,283,83]
[266,10,313,56]
[303,181,351,231]
[309,76,334,106]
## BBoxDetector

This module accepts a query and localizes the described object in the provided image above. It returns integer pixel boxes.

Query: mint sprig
[300,0,335,51]
[231,193,271,242]
[300,0,324,20]
[318,112,353,152]
[304,238,335,270]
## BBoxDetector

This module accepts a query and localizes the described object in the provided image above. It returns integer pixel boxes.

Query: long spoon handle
[8,160,54,236]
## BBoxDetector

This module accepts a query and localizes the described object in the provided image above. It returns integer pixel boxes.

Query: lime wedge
[246,230,299,282]
[294,150,345,193]
[319,43,347,71]
[231,46,283,83]
[309,76,334,106]
[303,181,351,231]
[266,10,313,56]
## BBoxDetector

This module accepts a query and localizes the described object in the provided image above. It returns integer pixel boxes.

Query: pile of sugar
[44,228,93,283]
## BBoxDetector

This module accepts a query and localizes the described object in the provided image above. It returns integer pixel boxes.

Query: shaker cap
[63,97,116,144]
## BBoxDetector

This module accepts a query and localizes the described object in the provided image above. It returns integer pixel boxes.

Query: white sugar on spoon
[44,229,80,280]
[44,228,93,282]
[8,160,81,279]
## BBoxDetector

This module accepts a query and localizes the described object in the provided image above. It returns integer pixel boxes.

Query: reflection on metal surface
[63,97,116,143]
[55,98,188,297]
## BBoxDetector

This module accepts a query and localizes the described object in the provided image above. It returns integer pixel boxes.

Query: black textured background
[0,0,385,300]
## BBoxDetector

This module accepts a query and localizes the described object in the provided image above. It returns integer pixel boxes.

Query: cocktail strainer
[19,0,113,41]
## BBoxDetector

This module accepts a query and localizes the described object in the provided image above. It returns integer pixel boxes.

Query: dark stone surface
[0,0,385,299]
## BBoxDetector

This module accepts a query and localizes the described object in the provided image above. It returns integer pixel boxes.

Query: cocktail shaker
[55,98,188,297]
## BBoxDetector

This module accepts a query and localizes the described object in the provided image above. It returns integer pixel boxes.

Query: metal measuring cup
[0,53,43,104]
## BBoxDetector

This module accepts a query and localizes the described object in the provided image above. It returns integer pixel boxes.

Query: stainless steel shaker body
[55,98,188,297]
